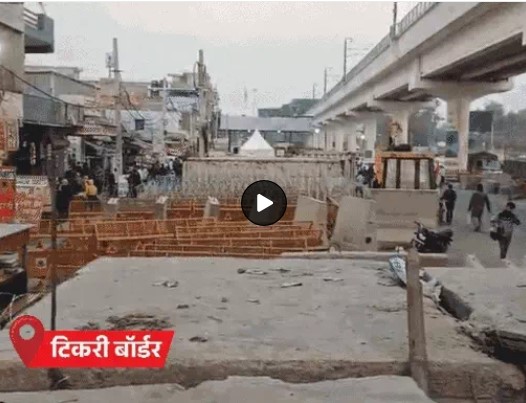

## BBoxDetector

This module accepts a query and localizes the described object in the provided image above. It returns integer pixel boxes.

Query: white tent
[239,129,275,158]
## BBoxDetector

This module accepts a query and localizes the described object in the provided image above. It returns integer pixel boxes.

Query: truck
[371,150,440,249]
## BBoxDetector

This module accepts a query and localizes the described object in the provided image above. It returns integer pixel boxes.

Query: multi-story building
[0,4,54,166]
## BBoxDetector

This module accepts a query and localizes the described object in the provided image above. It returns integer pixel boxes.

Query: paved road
[443,188,526,268]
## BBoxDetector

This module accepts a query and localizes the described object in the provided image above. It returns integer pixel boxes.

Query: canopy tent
[239,129,275,158]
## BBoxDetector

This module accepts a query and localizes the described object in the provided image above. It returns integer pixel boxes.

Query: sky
[26,1,526,115]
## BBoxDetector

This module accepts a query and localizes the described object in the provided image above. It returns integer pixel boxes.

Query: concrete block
[154,196,168,220]
[370,189,439,229]
[293,196,327,225]
[331,196,377,251]
[418,253,448,268]
[105,198,119,219]
[203,196,220,219]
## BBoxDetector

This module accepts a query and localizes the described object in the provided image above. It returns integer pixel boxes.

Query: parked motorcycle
[412,221,453,253]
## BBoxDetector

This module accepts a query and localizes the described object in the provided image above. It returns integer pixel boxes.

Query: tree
[409,107,440,146]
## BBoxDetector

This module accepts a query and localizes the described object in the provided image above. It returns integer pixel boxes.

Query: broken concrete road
[0,258,523,401]
[0,376,434,402]
[426,267,526,358]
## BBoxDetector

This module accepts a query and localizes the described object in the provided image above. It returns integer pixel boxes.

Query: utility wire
[121,86,147,120]
[0,64,82,107]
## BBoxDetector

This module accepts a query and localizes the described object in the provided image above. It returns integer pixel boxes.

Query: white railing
[318,2,439,107]
[23,8,39,29]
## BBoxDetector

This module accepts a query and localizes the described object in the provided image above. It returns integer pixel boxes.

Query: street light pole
[47,143,57,331]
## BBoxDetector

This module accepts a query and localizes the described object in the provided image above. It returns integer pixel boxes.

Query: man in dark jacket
[440,183,457,225]
[496,202,521,259]
[468,184,491,231]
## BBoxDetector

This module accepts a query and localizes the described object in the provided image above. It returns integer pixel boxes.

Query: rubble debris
[247,298,260,304]
[370,303,405,313]
[221,297,229,303]
[281,282,302,288]
[271,267,291,273]
[75,321,100,330]
[376,268,398,287]
[245,269,267,275]
[237,268,247,274]
[288,272,313,278]
[189,335,208,343]
[106,313,171,330]
[153,280,179,288]
[323,277,344,282]
[176,304,190,309]
[207,315,223,323]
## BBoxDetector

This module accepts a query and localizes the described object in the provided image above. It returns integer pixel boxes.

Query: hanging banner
[0,166,16,223]
[16,176,51,207]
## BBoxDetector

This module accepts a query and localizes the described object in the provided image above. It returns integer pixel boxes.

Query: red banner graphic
[10,315,174,368]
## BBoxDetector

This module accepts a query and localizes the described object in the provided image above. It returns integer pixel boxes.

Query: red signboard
[0,166,16,223]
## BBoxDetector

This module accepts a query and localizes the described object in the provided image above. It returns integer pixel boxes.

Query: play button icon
[241,180,288,226]
[257,194,273,212]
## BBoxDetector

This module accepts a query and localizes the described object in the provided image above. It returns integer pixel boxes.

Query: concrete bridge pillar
[368,101,435,145]
[446,97,471,172]
[347,121,359,152]
[407,79,513,172]
[335,122,345,152]
[362,118,377,158]
[390,109,410,144]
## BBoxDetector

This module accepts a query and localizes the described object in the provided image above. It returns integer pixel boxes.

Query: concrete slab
[0,376,434,403]
[0,257,523,401]
[331,196,377,251]
[426,267,526,354]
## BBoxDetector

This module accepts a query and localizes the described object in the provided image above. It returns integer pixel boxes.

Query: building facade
[219,115,313,153]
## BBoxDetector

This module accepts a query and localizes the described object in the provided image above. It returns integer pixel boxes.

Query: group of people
[106,158,185,199]
[440,182,521,259]
[56,164,100,219]
[354,162,380,197]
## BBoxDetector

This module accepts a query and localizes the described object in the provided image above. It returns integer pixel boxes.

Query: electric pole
[312,83,317,99]
[113,38,123,177]
[161,77,167,158]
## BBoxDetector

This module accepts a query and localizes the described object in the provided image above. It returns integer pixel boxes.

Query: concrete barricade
[203,196,221,219]
[293,196,327,225]
[331,196,377,251]
[370,189,438,249]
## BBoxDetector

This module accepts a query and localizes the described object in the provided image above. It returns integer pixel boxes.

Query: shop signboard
[0,166,16,223]
[16,176,51,207]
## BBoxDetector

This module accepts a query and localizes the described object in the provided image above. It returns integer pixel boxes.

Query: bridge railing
[397,2,437,36]
[318,2,438,107]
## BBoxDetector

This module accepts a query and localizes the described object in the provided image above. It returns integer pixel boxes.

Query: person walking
[494,202,521,260]
[440,183,457,225]
[468,183,491,231]
[56,179,73,222]
[107,168,117,198]
[85,179,98,211]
